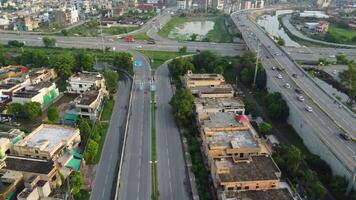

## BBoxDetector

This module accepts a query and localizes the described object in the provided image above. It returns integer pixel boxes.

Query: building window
[236,187,241,190]
[79,84,83,88]
[35,150,39,154]
[227,187,234,191]
[244,186,249,190]
[240,153,244,158]
[256,186,259,189]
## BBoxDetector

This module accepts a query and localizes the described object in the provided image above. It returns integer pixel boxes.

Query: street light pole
[253,41,260,87]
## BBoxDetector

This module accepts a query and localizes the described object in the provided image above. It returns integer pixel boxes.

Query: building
[12,82,59,108]
[177,0,187,9]
[53,10,67,25]
[213,0,225,10]
[221,188,294,200]
[194,97,245,115]
[303,21,329,33]
[299,11,329,19]
[183,70,226,89]
[28,68,57,85]
[0,79,29,104]
[66,71,106,94]
[0,65,29,80]
[17,179,51,200]
[192,85,235,98]
[13,124,81,160]
[67,8,79,24]
[0,171,23,200]
[212,155,281,192]
[65,87,107,122]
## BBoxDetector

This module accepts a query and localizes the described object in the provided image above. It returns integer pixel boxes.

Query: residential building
[213,0,225,10]
[0,65,29,80]
[0,80,28,104]
[66,71,106,94]
[197,112,251,132]
[12,124,81,160]
[191,85,235,98]
[299,11,329,19]
[303,21,329,33]
[211,155,281,192]
[183,70,226,89]
[12,81,59,108]
[28,68,57,85]
[17,179,51,200]
[177,0,187,9]
[221,188,294,200]
[53,10,67,25]
[65,87,107,122]
[194,97,245,115]
[67,7,79,24]
[0,171,23,200]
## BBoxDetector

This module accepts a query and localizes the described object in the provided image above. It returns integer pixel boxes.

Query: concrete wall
[265,75,353,186]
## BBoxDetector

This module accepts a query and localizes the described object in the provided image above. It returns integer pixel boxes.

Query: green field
[328,24,356,41]
[138,50,192,70]
[132,32,151,40]
[63,23,139,37]
[100,99,115,121]
[158,16,189,38]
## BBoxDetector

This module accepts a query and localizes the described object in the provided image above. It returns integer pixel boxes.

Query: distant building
[303,21,329,33]
[28,68,57,85]
[66,71,106,94]
[0,78,30,105]
[17,179,51,200]
[177,0,187,10]
[213,0,225,10]
[299,11,329,19]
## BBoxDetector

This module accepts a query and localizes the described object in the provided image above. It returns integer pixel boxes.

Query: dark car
[196,49,201,53]
[276,67,285,71]
[295,88,302,94]
[292,73,298,78]
[339,133,351,141]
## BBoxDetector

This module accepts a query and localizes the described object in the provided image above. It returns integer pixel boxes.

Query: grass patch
[151,92,159,200]
[138,50,192,70]
[328,24,356,42]
[133,32,151,40]
[63,24,139,37]
[158,16,188,38]
[93,122,109,164]
[76,189,91,200]
[100,99,115,121]
[205,15,233,43]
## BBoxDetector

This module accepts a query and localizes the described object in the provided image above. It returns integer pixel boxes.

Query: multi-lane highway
[155,62,190,200]
[118,51,152,200]
[284,46,356,62]
[90,72,132,200]
[232,11,356,176]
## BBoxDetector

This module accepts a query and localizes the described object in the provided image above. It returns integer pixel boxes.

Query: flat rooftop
[191,85,234,95]
[208,130,259,150]
[217,156,280,182]
[69,71,102,82]
[12,82,53,98]
[0,175,11,193]
[195,97,244,109]
[186,73,224,81]
[18,124,78,152]
[0,83,18,89]
[4,156,55,174]
[224,189,294,200]
[75,90,99,105]
[201,112,245,129]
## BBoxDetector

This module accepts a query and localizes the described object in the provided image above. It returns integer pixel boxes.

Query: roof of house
[4,156,55,174]
[224,188,294,200]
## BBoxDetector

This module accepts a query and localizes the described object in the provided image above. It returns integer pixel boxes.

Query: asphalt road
[0,33,245,56]
[155,62,190,200]
[90,73,132,200]
[118,51,152,200]
[284,46,356,62]
[232,12,356,175]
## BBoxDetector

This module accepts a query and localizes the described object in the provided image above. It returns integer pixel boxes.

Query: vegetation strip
[151,92,159,200]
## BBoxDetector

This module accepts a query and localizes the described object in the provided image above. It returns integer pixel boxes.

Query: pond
[257,10,300,47]
[168,20,215,41]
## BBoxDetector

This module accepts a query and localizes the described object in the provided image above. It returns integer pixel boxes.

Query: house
[17,180,51,200]
[28,68,57,85]
[183,70,226,89]
[65,87,108,122]
[66,71,106,94]
[0,78,30,105]
[0,65,29,80]
[12,81,59,108]
[12,124,81,160]
[194,97,245,115]
[0,171,23,200]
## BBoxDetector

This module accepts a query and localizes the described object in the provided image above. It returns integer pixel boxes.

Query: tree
[50,53,75,79]
[47,107,59,123]
[192,50,219,73]
[24,102,42,121]
[277,36,285,46]
[168,57,195,80]
[179,46,187,53]
[264,92,289,121]
[190,33,198,41]
[42,37,56,47]
[311,181,327,199]
[336,54,349,65]
[76,52,94,72]
[240,67,253,85]
[285,145,304,174]
[84,139,98,163]
[61,29,69,36]
[103,69,119,93]
[8,40,24,47]
[113,53,133,74]
[259,122,272,134]
[78,118,91,144]
[7,103,25,116]
[340,62,356,104]
[169,88,195,126]
[71,172,84,198]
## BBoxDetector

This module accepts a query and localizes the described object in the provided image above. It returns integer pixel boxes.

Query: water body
[168,21,215,41]
[257,10,301,47]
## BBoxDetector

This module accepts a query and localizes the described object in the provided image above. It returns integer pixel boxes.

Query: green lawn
[93,122,109,164]
[205,15,233,43]
[64,24,139,37]
[328,24,356,41]
[158,16,188,38]
[138,50,192,70]
[100,99,115,121]
[132,32,151,40]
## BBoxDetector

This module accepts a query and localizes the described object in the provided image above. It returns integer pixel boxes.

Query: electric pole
[253,41,260,87]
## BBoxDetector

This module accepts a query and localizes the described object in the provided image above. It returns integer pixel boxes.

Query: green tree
[76,52,94,72]
[311,181,327,199]
[42,37,56,47]
[277,36,285,46]
[113,53,133,74]
[61,29,69,36]
[168,57,195,80]
[192,50,219,73]
[8,40,24,47]
[103,69,119,93]
[179,46,187,53]
[259,122,272,134]
[84,139,98,163]
[7,103,25,116]
[169,88,195,126]
[24,102,42,121]
[264,92,289,121]
[336,54,349,65]
[47,107,59,123]
[190,33,198,41]
[78,118,91,144]
[50,53,75,79]
[71,172,84,198]
[240,67,253,85]
[340,62,356,104]
[285,145,304,174]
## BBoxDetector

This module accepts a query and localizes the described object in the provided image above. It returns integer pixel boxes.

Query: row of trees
[238,51,266,89]
[103,69,119,94]
[7,102,42,121]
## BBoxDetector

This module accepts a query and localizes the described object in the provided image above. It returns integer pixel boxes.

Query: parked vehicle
[284,83,291,89]
[305,105,313,112]
[276,74,283,79]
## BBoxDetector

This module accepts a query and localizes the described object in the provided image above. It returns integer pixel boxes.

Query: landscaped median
[150,91,159,200]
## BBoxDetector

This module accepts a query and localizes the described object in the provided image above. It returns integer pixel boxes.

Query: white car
[271,66,277,70]
[305,105,313,112]
[284,83,291,89]
[276,74,283,79]
[136,45,143,49]
[297,95,305,102]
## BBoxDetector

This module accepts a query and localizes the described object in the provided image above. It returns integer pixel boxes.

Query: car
[136,45,143,49]
[271,66,277,70]
[295,88,302,94]
[147,40,156,44]
[332,70,337,75]
[276,74,283,79]
[297,95,305,102]
[292,74,298,78]
[196,49,201,53]
[284,83,291,89]
[339,133,351,141]
[276,67,284,71]
[305,105,313,112]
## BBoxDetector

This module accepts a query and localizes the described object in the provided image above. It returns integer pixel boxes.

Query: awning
[64,113,79,121]
[66,158,81,172]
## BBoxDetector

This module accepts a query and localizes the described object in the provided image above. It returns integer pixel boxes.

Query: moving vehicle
[295,89,302,94]
[339,133,351,141]
[284,83,291,89]
[271,66,276,70]
[297,95,305,102]
[305,105,313,112]
[292,74,298,78]
[147,39,156,44]
[276,74,283,79]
